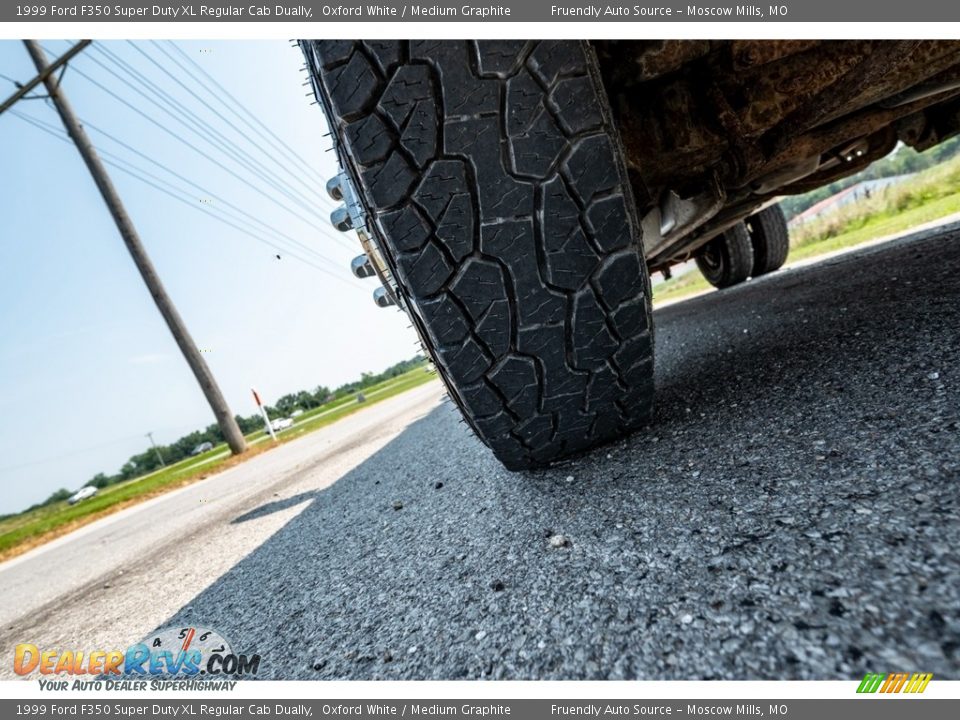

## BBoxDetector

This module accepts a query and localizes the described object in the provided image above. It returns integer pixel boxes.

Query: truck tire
[747,204,790,276]
[304,40,655,470]
[695,222,754,289]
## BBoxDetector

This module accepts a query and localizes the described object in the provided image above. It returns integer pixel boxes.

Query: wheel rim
[699,242,723,273]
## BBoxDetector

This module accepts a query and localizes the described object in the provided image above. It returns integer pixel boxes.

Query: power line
[125,41,328,207]
[0,40,91,115]
[48,41,360,259]
[75,44,343,238]
[10,43,371,290]
[89,42,358,257]
[13,109,361,288]
[161,40,330,188]
[0,433,160,474]
[91,43,333,221]
[38,42,352,255]
[11,109,367,293]
[75,110,349,269]
[100,153,360,287]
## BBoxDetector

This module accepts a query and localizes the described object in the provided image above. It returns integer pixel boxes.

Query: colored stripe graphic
[891,673,909,693]
[857,672,932,693]
[857,673,885,693]
[906,673,934,693]
[879,673,897,693]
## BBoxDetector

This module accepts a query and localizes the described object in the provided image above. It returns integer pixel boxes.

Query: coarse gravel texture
[131,227,960,678]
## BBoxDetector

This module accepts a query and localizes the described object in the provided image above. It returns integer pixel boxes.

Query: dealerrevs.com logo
[14,626,260,689]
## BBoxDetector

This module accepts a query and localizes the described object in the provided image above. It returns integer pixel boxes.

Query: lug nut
[331,206,353,232]
[373,287,396,308]
[326,175,343,201]
[351,254,376,279]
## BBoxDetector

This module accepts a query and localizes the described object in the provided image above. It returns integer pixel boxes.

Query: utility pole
[22,40,247,455]
[145,432,166,468]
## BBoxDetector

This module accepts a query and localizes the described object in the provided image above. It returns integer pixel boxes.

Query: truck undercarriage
[593,40,960,271]
[304,39,960,469]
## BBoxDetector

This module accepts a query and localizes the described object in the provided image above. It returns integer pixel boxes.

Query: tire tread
[748,204,790,276]
[305,40,654,469]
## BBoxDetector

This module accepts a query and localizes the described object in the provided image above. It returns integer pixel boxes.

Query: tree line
[23,354,426,513]
[780,135,960,220]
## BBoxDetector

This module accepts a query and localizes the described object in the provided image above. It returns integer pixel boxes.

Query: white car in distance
[68,486,98,505]
[268,417,294,433]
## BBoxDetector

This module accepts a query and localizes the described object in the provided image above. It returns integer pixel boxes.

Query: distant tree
[43,488,72,506]
[274,393,300,416]
[234,413,262,434]
[47,354,431,510]
[295,390,318,410]
[204,423,224,443]
[127,449,162,475]
[89,473,111,489]
[24,485,95,512]
[168,432,205,463]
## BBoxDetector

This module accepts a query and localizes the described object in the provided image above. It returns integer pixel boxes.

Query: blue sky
[0,40,418,514]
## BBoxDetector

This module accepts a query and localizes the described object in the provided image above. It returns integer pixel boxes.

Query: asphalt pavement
[2,223,958,681]
[0,382,445,664]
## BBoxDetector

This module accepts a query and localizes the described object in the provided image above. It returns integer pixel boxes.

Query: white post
[252,388,277,442]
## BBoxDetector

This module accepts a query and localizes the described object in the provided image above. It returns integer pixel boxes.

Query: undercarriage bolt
[373,287,396,308]
[351,254,376,279]
[326,175,343,201]
[331,206,353,232]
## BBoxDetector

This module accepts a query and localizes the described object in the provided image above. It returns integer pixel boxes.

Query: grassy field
[241,367,437,442]
[652,269,713,306]
[265,367,439,439]
[0,364,438,561]
[653,156,960,306]
[788,191,960,263]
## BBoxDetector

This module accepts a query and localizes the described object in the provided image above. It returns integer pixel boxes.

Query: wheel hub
[327,169,402,309]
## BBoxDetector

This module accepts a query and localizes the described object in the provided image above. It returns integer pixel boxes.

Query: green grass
[653,155,960,306]
[266,370,429,430]
[652,269,712,306]
[0,456,237,555]
[0,364,438,559]
[265,368,437,439]
[788,191,960,263]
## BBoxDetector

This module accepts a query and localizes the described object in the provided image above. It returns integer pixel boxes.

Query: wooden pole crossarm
[0,39,92,116]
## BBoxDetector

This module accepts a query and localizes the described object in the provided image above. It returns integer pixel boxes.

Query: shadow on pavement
[232,491,321,524]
